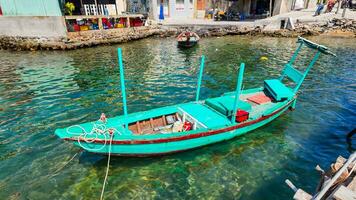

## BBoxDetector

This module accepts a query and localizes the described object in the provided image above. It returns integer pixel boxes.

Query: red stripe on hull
[93,149,187,157]
[64,100,294,145]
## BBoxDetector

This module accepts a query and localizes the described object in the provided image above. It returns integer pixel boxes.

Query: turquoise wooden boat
[55,37,335,156]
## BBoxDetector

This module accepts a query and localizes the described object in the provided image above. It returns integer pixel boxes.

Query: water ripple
[0,36,355,199]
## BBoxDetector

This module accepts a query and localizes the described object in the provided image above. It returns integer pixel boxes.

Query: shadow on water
[346,128,356,152]
[177,45,199,63]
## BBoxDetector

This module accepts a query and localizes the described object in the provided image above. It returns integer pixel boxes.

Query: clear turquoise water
[0,36,355,200]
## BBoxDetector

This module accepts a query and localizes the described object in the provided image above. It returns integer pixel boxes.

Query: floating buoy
[260,56,268,61]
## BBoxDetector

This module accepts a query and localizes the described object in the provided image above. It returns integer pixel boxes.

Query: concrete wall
[0,0,62,16]
[273,0,292,15]
[273,0,315,15]
[116,0,127,14]
[149,0,158,20]
[0,16,67,38]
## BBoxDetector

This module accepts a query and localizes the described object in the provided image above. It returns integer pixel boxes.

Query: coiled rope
[66,122,120,152]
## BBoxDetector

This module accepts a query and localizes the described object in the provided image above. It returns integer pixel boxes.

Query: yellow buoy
[260,56,268,61]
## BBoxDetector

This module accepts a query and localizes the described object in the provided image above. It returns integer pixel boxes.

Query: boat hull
[177,41,198,48]
[68,99,295,156]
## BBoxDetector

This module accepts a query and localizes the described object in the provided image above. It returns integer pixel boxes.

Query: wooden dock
[286,152,356,200]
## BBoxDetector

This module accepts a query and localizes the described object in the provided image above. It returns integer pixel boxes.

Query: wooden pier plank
[332,185,356,200]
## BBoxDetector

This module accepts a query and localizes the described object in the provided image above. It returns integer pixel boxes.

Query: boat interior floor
[129,90,287,135]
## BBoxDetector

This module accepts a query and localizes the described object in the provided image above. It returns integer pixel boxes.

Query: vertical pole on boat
[289,41,303,65]
[280,41,303,81]
[294,50,321,93]
[118,48,128,130]
[231,63,245,123]
[195,55,205,102]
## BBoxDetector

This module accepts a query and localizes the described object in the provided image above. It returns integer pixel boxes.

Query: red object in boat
[183,122,192,131]
[235,109,249,123]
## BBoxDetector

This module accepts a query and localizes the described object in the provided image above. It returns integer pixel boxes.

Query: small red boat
[177,31,200,48]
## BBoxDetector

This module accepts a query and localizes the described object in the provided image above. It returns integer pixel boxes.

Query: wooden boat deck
[179,103,231,128]
[127,90,285,135]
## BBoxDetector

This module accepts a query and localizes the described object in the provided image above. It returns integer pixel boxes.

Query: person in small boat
[184,32,191,43]
[177,32,200,43]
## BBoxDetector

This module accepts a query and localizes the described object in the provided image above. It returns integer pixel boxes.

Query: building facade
[149,0,318,20]
[0,0,146,38]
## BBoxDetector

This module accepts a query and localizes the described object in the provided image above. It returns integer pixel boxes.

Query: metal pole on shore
[94,0,99,15]
[195,55,205,102]
[342,0,347,17]
[118,48,129,131]
[336,0,341,14]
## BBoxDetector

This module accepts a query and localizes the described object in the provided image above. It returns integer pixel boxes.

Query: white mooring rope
[66,122,120,152]
[51,152,81,177]
[100,132,114,200]
[65,114,121,200]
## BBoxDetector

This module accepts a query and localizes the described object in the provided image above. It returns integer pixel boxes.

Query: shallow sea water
[0,36,355,200]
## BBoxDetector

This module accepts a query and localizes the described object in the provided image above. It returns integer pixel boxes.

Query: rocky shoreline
[168,18,356,37]
[0,18,355,51]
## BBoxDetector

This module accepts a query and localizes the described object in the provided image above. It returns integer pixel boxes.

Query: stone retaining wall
[0,16,67,38]
[0,26,168,50]
[0,18,355,51]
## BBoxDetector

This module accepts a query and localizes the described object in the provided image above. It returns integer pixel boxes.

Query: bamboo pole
[195,55,205,102]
